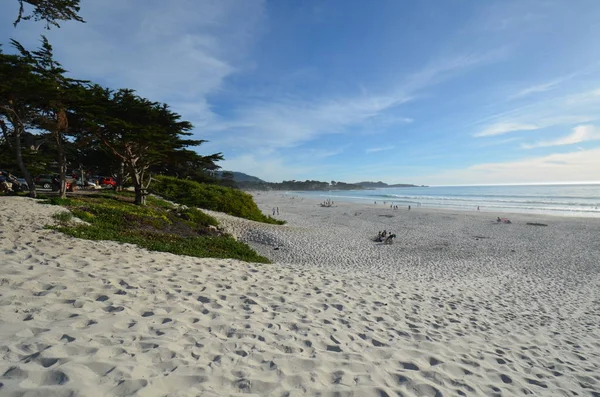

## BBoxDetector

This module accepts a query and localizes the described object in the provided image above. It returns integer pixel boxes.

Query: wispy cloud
[4,0,266,128]
[522,125,600,149]
[474,115,598,138]
[475,136,523,147]
[508,70,590,100]
[303,147,347,159]
[416,147,600,185]
[366,146,395,153]
[510,80,563,99]
[207,48,506,150]
[474,123,540,137]
[473,86,600,138]
[220,153,316,182]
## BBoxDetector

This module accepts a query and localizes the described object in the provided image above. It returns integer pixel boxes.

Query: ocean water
[291,184,600,218]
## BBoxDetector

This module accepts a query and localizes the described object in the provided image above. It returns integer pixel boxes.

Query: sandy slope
[1,195,599,396]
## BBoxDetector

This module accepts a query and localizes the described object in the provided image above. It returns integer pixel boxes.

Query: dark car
[35,174,56,189]
[16,178,29,190]
[35,174,74,191]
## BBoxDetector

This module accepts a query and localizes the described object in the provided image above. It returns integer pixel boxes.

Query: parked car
[75,179,97,189]
[0,171,26,192]
[35,174,77,191]
[17,178,29,190]
[35,174,56,189]
[97,176,117,188]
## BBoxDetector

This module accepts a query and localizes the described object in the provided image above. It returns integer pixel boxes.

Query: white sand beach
[1,194,600,396]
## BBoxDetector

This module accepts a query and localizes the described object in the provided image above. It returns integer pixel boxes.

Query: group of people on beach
[321,199,334,207]
[374,201,419,210]
[375,230,396,244]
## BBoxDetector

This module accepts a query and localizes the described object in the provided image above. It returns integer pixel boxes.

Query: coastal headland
[1,194,599,396]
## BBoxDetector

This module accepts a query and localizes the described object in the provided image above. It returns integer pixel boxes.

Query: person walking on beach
[277,207,279,215]
[408,205,411,210]
[477,206,480,211]
[272,208,276,216]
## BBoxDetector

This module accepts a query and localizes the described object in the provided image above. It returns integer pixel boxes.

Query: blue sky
[2,0,600,185]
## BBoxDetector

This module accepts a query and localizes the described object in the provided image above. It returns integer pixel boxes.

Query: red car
[97,176,117,187]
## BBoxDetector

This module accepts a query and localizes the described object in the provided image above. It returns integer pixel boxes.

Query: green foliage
[2,36,224,203]
[178,207,219,227]
[151,176,285,225]
[48,192,270,263]
[14,0,85,29]
[52,211,72,223]
[146,194,175,209]
[43,196,73,206]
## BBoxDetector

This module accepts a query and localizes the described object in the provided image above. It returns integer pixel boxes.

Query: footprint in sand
[60,334,76,343]
[104,305,124,313]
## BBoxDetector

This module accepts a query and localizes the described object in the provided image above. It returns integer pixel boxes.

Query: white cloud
[207,48,506,150]
[564,88,600,105]
[416,147,600,185]
[473,86,600,138]
[220,153,315,182]
[366,146,395,153]
[475,136,523,147]
[474,123,540,137]
[205,94,412,150]
[522,125,600,149]
[511,80,562,99]
[3,0,266,127]
[509,71,582,99]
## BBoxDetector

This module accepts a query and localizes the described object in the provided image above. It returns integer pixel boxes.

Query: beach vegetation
[151,175,285,225]
[44,191,270,263]
[52,210,73,224]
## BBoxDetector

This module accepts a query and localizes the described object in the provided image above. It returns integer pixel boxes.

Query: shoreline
[245,186,600,219]
[1,196,599,396]
[250,189,600,220]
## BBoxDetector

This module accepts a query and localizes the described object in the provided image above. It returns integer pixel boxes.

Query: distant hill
[216,171,265,183]
[356,181,424,188]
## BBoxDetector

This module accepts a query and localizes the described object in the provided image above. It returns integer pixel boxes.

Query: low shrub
[178,207,219,227]
[52,211,73,224]
[48,192,270,263]
[151,176,284,225]
[44,197,74,206]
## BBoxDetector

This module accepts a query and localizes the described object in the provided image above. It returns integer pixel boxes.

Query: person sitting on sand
[384,234,396,244]
[497,217,501,223]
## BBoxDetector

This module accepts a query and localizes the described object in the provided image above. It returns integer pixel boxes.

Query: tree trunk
[55,109,69,198]
[54,130,67,198]
[79,163,84,189]
[134,185,146,206]
[12,122,36,198]
[130,167,146,205]
[116,161,124,192]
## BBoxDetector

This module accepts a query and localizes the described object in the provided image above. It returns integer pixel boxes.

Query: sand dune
[1,195,599,396]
